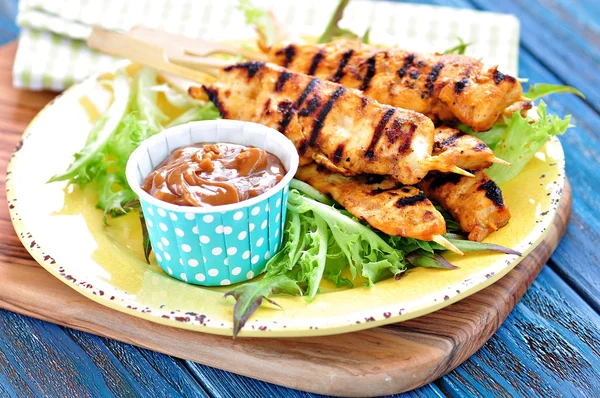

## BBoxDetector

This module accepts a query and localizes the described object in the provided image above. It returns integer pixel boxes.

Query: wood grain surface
[0,42,577,396]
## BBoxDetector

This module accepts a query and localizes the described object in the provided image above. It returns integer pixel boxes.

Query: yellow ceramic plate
[6,63,565,337]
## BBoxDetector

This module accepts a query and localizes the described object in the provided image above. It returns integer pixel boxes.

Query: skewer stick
[491,156,511,166]
[87,28,216,85]
[449,166,475,178]
[432,235,464,256]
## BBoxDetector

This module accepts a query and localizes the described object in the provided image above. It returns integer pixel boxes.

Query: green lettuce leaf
[237,0,278,50]
[443,37,471,55]
[524,83,585,101]
[224,275,301,337]
[318,0,370,44]
[479,101,572,184]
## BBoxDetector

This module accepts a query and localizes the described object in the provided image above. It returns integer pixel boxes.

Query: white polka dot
[249,223,255,232]
[227,247,238,255]
[192,226,199,234]
[251,255,259,264]
[233,211,244,221]
[157,208,166,217]
[179,258,183,265]
[261,220,268,230]
[147,219,153,228]
[223,226,233,235]
[167,266,172,275]
[284,186,288,194]
[147,207,154,216]
[242,250,250,259]
[175,228,184,237]
[220,279,231,286]
[188,259,199,267]
[275,214,280,223]
[256,237,264,247]
[185,212,195,220]
[169,213,178,221]
[238,231,247,240]
[208,268,219,277]
[251,206,260,216]
[275,228,279,238]
[215,225,224,234]
[157,242,163,251]
[276,198,281,208]
[155,253,163,262]
[265,203,269,212]
[195,273,206,282]
[232,267,242,276]
[181,244,192,252]
[212,247,222,256]
[203,256,207,263]
[159,223,168,232]
[246,271,255,279]
[164,252,171,261]
[224,258,230,266]
[180,273,188,282]
[161,237,170,246]
[274,243,279,251]
[264,251,271,260]
[203,215,214,223]
[200,235,210,244]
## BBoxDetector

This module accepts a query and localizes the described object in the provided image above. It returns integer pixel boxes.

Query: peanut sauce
[141,143,285,207]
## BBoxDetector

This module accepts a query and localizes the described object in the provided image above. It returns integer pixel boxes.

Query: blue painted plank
[467,0,600,111]
[0,0,18,46]
[185,361,446,398]
[439,266,600,397]
[63,329,208,397]
[0,309,208,397]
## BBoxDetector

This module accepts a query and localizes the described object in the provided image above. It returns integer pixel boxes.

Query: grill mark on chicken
[360,55,377,90]
[202,86,226,117]
[275,70,292,92]
[433,131,464,151]
[409,70,420,80]
[474,142,487,151]
[298,139,309,156]
[428,172,462,190]
[479,179,504,207]
[276,44,296,68]
[277,100,295,132]
[454,77,469,94]
[309,86,346,146]
[426,62,444,95]
[308,49,325,75]
[365,107,396,159]
[397,53,415,78]
[295,78,319,108]
[332,49,354,82]
[395,193,426,207]
[333,144,345,164]
[298,96,320,117]
[223,61,265,78]
[386,119,416,155]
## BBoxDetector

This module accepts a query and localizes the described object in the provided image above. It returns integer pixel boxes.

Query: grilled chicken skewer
[268,40,523,132]
[190,61,473,185]
[419,170,511,241]
[433,126,510,170]
[296,164,462,253]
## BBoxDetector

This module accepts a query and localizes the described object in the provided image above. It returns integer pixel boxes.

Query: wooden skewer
[432,235,464,256]
[491,156,511,166]
[449,166,475,178]
[87,28,216,85]
[127,26,268,62]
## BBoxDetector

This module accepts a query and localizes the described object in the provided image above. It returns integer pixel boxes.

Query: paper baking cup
[126,120,299,286]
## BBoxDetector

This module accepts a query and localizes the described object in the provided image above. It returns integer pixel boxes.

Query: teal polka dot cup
[126,120,299,286]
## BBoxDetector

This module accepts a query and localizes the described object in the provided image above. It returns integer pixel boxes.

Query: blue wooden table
[1,0,599,396]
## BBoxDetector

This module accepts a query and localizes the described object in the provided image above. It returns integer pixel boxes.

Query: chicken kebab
[264,40,516,241]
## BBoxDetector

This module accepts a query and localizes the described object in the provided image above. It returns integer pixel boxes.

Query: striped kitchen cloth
[13,0,520,91]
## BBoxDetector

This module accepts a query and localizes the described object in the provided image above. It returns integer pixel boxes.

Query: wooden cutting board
[0,42,572,396]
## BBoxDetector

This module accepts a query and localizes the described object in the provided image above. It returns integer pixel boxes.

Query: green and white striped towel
[13,0,520,91]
